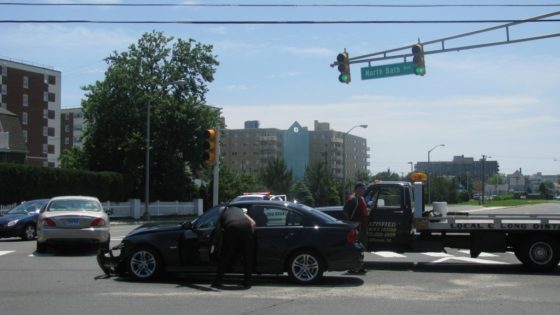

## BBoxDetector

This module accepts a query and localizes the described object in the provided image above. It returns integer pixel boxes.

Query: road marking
[458,250,498,257]
[371,251,406,258]
[0,250,14,256]
[422,252,454,258]
[430,256,509,265]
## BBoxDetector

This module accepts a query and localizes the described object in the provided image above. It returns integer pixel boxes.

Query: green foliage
[80,31,220,201]
[354,170,372,184]
[430,175,460,204]
[305,162,340,206]
[372,169,400,181]
[291,181,314,206]
[260,158,293,195]
[215,165,262,205]
[59,147,87,169]
[0,163,126,204]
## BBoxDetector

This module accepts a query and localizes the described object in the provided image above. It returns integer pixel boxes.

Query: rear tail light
[91,218,106,227]
[42,218,56,227]
[346,228,359,244]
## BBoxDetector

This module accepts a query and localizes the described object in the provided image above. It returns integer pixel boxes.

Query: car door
[248,205,304,273]
[179,207,221,269]
[367,185,412,250]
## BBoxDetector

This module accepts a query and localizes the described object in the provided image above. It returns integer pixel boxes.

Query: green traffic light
[339,73,349,83]
[415,67,425,76]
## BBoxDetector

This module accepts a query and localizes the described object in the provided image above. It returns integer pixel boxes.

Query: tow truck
[320,178,560,272]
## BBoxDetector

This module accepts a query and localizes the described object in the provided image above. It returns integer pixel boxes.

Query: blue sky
[2,0,559,176]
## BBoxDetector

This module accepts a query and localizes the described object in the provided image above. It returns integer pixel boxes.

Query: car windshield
[7,203,29,215]
[48,199,101,212]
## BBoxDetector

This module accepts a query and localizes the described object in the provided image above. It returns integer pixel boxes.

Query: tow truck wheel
[520,236,560,272]
[287,250,324,284]
[127,247,162,281]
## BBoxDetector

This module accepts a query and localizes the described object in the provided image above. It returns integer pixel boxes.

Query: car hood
[126,222,185,238]
[0,214,30,223]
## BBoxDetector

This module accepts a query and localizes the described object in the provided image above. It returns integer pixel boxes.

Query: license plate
[66,218,80,225]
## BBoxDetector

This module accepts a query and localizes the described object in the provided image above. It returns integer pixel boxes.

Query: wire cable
[1,19,560,24]
[1,2,560,8]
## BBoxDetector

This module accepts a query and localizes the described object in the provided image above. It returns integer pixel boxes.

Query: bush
[0,163,127,204]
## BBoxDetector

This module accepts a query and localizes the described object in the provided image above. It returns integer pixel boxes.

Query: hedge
[0,163,127,204]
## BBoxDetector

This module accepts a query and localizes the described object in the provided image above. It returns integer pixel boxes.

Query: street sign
[361,62,416,80]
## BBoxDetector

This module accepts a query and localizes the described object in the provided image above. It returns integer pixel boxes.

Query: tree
[305,162,340,206]
[80,31,220,201]
[354,170,372,184]
[214,166,261,206]
[291,181,314,205]
[372,169,400,181]
[59,148,86,169]
[260,158,293,195]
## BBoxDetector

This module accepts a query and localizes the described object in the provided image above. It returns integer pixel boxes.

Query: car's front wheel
[127,247,162,281]
[287,250,324,284]
[22,224,37,241]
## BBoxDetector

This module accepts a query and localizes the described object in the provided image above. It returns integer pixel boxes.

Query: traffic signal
[203,128,218,164]
[337,51,351,84]
[412,44,426,76]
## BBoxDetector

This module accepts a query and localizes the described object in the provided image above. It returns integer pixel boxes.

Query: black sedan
[0,199,49,240]
[98,201,364,284]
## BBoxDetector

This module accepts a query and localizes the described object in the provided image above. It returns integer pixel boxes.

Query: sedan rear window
[48,199,101,212]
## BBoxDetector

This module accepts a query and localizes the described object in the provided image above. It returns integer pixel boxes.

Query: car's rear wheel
[36,241,47,254]
[127,247,162,281]
[287,250,324,284]
[22,224,36,241]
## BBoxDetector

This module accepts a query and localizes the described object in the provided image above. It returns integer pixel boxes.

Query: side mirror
[182,221,193,230]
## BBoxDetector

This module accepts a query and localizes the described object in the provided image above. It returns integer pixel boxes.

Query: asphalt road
[1,203,560,315]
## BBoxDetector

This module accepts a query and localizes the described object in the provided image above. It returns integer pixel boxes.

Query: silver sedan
[36,196,110,253]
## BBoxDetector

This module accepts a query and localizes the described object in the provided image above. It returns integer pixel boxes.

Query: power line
[1,2,560,8]
[1,19,560,24]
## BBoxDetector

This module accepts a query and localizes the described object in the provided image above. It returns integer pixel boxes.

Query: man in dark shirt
[343,182,369,274]
[211,206,256,288]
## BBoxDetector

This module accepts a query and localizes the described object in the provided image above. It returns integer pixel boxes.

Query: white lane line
[458,250,498,257]
[430,257,510,265]
[0,250,14,256]
[371,251,406,258]
[422,252,454,258]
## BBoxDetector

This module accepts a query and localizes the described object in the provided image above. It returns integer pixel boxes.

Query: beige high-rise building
[221,120,370,181]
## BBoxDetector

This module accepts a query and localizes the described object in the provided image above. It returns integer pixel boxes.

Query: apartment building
[0,58,61,167]
[221,120,370,180]
[60,107,86,152]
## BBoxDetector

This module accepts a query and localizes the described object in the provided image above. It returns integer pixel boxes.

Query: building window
[0,65,6,76]
[48,93,55,102]
[23,76,29,89]
[65,125,70,132]
[23,94,29,107]
[43,109,48,119]
[43,127,48,137]
[48,127,54,137]
[43,92,48,102]
[48,75,56,85]
[23,130,27,143]
[43,144,48,154]
[22,112,28,125]
[65,137,70,145]
[44,74,48,84]
[1,84,6,95]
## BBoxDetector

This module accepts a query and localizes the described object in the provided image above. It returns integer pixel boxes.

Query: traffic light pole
[331,10,560,69]
[212,129,220,206]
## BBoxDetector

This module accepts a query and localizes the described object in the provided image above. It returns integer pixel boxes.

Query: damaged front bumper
[96,243,127,276]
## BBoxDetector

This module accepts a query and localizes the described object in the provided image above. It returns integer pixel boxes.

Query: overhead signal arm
[331,10,560,77]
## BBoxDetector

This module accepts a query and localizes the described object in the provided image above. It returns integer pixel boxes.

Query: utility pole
[481,155,487,206]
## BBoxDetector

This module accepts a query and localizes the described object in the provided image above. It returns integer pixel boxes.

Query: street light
[427,143,445,204]
[341,124,368,203]
[143,80,186,221]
